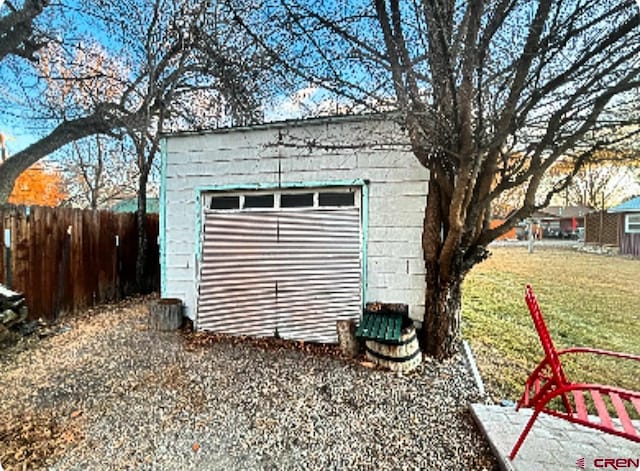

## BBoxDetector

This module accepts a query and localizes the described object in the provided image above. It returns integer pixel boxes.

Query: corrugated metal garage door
[197,205,361,343]
[275,208,361,342]
[198,212,280,338]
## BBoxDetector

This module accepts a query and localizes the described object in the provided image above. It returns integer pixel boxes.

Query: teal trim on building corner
[361,181,369,310]
[192,189,204,333]
[159,138,168,298]
[194,189,203,262]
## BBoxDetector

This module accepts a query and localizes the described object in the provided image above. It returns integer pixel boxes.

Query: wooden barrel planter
[149,298,183,331]
[365,323,422,373]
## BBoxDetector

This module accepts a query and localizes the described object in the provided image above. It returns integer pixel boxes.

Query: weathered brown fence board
[0,205,159,321]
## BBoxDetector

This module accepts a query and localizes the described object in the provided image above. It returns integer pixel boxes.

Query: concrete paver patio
[471,403,640,471]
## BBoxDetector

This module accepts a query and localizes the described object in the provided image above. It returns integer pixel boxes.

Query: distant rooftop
[530,205,592,220]
[608,195,640,213]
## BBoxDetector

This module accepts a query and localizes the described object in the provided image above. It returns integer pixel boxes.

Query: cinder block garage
[160,114,429,343]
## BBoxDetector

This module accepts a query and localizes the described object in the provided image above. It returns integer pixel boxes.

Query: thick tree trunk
[421,178,463,359]
[423,277,462,359]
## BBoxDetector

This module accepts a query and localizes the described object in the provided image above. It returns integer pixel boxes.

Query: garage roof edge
[161,112,401,139]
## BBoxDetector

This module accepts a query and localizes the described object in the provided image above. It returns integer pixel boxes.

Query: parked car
[543,227,561,238]
[559,229,582,240]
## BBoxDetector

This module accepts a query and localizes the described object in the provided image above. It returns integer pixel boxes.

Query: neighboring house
[608,196,640,257]
[161,114,428,343]
[532,205,591,239]
[111,197,160,213]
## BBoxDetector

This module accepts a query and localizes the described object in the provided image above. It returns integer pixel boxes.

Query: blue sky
[3,1,640,171]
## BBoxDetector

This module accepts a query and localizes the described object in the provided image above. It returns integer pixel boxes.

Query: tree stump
[149,298,183,331]
[336,319,360,357]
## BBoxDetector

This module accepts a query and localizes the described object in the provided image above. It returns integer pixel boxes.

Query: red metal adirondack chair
[510,285,640,460]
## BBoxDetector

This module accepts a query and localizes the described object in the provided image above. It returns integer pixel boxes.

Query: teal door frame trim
[159,138,168,297]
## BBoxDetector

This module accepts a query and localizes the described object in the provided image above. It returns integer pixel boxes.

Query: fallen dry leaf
[70,410,83,419]
[360,361,376,369]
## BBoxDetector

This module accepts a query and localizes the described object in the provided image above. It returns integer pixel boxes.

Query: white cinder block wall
[162,115,429,324]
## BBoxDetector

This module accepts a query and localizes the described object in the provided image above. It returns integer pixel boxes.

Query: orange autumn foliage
[8,163,67,207]
[490,219,518,240]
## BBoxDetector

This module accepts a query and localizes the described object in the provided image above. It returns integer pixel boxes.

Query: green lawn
[462,246,640,406]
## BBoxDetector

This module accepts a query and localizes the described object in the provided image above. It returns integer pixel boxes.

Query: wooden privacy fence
[0,205,159,321]
[584,210,619,246]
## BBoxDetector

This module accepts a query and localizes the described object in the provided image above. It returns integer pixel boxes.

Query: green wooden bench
[355,311,403,344]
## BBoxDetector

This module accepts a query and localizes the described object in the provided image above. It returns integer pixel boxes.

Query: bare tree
[34,40,138,209]
[108,0,267,291]
[547,132,640,209]
[563,163,635,210]
[228,0,640,357]
[60,135,138,209]
[0,0,48,62]
[0,0,163,202]
[0,0,266,204]
[2,0,269,292]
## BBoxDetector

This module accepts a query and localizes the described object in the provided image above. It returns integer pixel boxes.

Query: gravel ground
[0,297,496,470]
